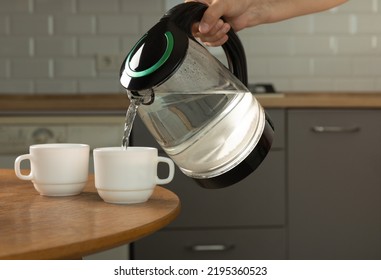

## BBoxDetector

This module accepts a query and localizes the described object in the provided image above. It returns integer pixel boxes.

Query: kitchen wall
[0,0,380,94]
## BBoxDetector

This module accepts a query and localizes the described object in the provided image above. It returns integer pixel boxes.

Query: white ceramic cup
[14,143,90,196]
[93,146,175,204]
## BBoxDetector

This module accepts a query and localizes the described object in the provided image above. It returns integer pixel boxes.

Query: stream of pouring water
[121,98,140,149]
[121,89,154,149]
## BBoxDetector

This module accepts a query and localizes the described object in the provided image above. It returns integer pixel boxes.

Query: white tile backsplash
[353,57,381,76]
[334,78,376,91]
[54,58,96,78]
[97,15,139,34]
[11,58,51,78]
[313,14,351,34]
[78,78,122,93]
[0,0,30,13]
[10,15,52,35]
[336,35,380,54]
[337,0,379,13]
[77,0,119,13]
[35,79,78,93]
[376,77,381,89]
[0,16,9,34]
[121,0,164,13]
[268,57,312,77]
[263,16,314,34]
[0,59,9,78]
[0,37,31,56]
[0,0,380,93]
[247,36,294,55]
[246,57,271,78]
[313,57,352,76]
[34,37,77,56]
[293,36,334,55]
[54,15,96,35]
[78,37,120,55]
[356,14,381,33]
[292,78,334,92]
[34,0,76,14]
[0,80,34,93]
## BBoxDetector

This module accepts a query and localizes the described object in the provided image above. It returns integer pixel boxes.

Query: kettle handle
[162,2,248,86]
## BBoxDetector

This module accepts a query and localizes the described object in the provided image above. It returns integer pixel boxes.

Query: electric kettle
[119,2,274,189]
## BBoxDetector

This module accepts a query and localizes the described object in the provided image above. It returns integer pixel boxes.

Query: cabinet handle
[311,126,361,133]
[189,244,233,252]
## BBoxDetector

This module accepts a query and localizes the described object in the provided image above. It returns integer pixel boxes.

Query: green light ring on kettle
[126,31,174,78]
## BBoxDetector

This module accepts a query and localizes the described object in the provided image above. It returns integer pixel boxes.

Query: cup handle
[156,157,175,185]
[14,154,33,180]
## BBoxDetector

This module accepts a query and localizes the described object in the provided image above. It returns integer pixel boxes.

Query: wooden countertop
[1,92,381,113]
[255,92,381,109]
[0,94,129,113]
[0,169,180,260]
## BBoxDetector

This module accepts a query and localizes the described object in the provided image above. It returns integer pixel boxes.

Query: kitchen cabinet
[132,109,287,260]
[288,109,381,259]
[132,228,285,260]
[133,107,381,260]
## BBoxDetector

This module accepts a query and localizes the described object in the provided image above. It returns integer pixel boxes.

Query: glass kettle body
[120,3,274,188]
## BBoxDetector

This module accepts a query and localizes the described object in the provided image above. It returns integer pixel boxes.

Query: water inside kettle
[137,89,264,179]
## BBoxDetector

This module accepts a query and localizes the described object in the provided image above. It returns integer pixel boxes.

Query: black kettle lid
[120,20,189,91]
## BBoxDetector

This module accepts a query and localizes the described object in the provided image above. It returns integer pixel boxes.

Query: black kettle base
[193,115,274,189]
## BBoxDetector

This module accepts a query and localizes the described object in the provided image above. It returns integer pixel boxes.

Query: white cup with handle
[14,143,90,196]
[93,146,175,204]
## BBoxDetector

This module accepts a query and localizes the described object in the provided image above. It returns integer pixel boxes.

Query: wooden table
[0,169,180,260]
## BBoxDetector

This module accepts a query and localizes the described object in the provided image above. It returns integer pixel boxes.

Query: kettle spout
[126,89,155,105]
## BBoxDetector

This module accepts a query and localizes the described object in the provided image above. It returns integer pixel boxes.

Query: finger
[202,22,230,41]
[197,23,230,47]
[203,34,229,47]
[191,22,200,36]
[199,1,226,34]
[206,19,224,36]
[192,17,224,38]
[184,0,210,3]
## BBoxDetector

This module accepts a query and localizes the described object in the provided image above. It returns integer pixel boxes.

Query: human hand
[185,0,266,46]
[185,0,348,46]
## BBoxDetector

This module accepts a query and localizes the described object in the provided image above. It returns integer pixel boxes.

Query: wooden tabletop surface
[0,169,180,260]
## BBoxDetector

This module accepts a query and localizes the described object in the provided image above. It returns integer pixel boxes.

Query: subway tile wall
[0,0,380,94]
[241,0,381,92]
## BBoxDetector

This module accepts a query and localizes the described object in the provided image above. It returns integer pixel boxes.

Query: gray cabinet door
[132,108,286,259]
[153,109,286,227]
[134,228,286,260]
[159,150,285,227]
[288,109,381,259]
